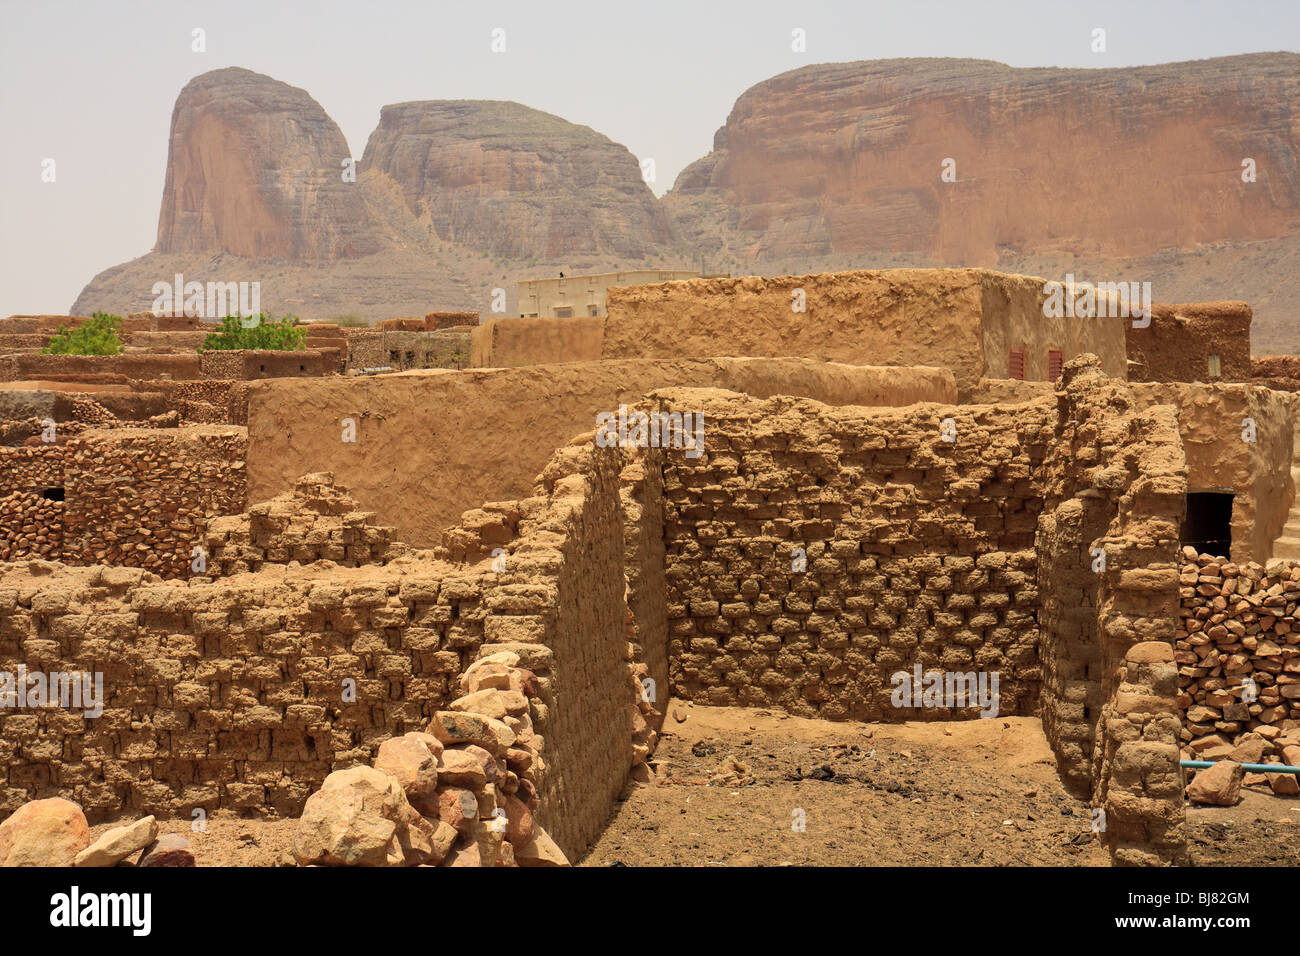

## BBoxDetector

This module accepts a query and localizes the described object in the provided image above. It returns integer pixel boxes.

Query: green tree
[198,314,306,352]
[42,311,123,355]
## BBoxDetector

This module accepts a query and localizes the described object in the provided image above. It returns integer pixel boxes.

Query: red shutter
[1048,348,1063,381]
[1009,348,1025,381]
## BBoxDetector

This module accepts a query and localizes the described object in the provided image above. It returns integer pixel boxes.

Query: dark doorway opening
[1182,492,1233,557]
[40,486,64,502]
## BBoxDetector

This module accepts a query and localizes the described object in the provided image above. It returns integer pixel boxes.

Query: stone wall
[346,330,471,372]
[1177,550,1300,781]
[657,387,1051,720]
[0,353,203,383]
[0,427,247,576]
[1128,302,1252,384]
[198,349,328,380]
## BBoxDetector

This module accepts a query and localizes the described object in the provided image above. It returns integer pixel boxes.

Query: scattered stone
[75,815,158,867]
[138,834,195,867]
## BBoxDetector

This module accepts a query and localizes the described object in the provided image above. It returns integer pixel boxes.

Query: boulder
[292,766,414,867]
[1187,760,1244,806]
[0,798,90,867]
[374,734,439,815]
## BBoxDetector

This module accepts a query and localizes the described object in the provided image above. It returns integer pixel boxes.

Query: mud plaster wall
[198,350,328,380]
[244,358,957,547]
[1130,383,1297,564]
[978,275,1128,384]
[0,353,203,383]
[1127,303,1252,384]
[471,316,604,368]
[654,387,1051,720]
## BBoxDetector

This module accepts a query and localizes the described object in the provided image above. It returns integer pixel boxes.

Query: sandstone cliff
[156,67,380,260]
[666,54,1300,265]
[360,100,680,262]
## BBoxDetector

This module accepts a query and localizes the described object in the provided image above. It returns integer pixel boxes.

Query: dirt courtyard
[581,702,1300,867]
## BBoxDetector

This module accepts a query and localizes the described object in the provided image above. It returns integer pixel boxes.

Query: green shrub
[42,311,124,355]
[198,314,306,352]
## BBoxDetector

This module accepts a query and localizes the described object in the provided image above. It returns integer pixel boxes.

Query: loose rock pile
[1177,547,1300,797]
[291,649,568,867]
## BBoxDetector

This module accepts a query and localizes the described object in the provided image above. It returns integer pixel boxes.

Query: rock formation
[360,100,678,262]
[666,54,1300,265]
[156,67,379,260]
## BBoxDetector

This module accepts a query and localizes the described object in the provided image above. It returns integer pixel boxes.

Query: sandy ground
[82,700,1300,867]
[581,701,1110,867]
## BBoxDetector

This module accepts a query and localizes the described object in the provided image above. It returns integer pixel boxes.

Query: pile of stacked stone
[0,491,62,560]
[291,649,568,866]
[205,472,396,573]
[1177,547,1300,795]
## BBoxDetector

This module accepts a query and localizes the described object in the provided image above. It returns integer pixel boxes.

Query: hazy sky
[1,0,1295,315]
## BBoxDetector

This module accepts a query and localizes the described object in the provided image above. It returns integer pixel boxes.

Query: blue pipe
[1181,759,1300,776]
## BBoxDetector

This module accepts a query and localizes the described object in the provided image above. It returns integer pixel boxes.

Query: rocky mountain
[666,54,1300,264]
[156,67,380,261]
[73,69,690,321]
[360,100,678,262]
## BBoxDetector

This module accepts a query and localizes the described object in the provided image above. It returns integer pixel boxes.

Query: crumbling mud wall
[0,436,634,860]
[1034,357,1188,865]
[656,387,1052,720]
[602,269,1125,398]
[1130,383,1297,563]
[347,329,471,372]
[471,315,604,368]
[245,358,957,546]
[1128,303,1252,384]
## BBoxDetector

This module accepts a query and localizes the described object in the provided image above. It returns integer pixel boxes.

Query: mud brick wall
[1177,551,1300,759]
[656,387,1052,721]
[205,473,396,574]
[1092,643,1189,866]
[0,561,492,820]
[437,436,633,860]
[61,427,248,575]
